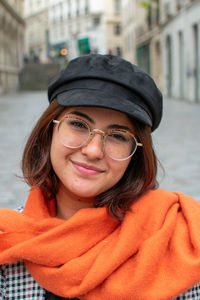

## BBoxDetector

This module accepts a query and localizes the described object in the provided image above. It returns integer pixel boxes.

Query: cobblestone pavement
[0,91,199,208]
[0,91,48,208]
[153,98,200,202]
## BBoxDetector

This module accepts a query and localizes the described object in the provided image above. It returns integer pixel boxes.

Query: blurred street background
[0,0,200,207]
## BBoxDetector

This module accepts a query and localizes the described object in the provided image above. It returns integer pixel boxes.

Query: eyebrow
[69,110,132,131]
[107,124,132,131]
[69,110,94,123]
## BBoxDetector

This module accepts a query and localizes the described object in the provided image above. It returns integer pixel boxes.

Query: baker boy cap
[48,54,163,131]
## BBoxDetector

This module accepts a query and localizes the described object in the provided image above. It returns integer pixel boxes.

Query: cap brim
[57,88,152,128]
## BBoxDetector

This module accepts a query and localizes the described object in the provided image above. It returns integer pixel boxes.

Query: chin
[66,179,106,198]
[71,189,100,199]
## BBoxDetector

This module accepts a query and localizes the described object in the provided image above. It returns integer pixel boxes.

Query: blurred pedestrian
[0,54,200,299]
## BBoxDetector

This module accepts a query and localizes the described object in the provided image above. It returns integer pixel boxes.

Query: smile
[71,160,105,176]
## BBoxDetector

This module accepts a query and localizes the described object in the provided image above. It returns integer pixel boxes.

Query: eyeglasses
[53,114,142,161]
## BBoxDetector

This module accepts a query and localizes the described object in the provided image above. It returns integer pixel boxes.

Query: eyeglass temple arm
[53,120,60,124]
[137,142,143,147]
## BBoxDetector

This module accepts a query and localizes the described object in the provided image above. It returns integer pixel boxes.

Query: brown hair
[22,99,158,219]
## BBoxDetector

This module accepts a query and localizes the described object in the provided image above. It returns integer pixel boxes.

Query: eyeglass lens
[57,116,137,160]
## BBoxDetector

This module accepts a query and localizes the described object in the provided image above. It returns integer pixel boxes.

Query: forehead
[59,106,134,128]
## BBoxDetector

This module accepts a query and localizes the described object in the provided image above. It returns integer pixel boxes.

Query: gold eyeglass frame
[53,114,143,161]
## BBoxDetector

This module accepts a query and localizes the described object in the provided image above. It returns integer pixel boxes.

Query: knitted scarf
[0,188,200,300]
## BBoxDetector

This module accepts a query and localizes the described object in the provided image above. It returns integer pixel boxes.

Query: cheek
[50,133,71,169]
[50,134,60,164]
[108,159,131,183]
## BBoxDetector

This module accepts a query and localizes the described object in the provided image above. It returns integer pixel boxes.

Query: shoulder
[138,188,200,207]
[0,261,45,299]
[143,188,196,199]
[173,282,200,299]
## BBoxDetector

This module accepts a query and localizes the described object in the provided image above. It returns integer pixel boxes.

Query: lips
[71,160,105,175]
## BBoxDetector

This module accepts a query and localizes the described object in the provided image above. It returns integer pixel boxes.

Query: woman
[0,54,200,300]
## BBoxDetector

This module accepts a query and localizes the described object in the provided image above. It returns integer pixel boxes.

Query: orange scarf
[0,188,200,299]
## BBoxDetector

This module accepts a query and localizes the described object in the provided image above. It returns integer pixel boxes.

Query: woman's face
[50,106,135,200]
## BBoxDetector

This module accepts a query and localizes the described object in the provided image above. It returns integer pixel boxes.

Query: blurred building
[122,0,200,102]
[48,0,122,60]
[121,0,135,63]
[24,0,49,63]
[48,0,106,61]
[0,0,25,94]
[24,0,122,62]
[104,0,122,57]
[122,0,162,89]
[160,0,200,102]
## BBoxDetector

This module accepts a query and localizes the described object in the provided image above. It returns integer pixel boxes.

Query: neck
[56,184,95,220]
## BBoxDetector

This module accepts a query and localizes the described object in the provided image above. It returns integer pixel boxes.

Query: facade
[122,0,162,89]
[135,0,162,89]
[48,0,122,60]
[24,0,49,63]
[121,0,136,63]
[24,0,122,62]
[104,0,122,56]
[0,0,25,94]
[122,0,200,102]
[161,0,200,102]
[48,0,106,61]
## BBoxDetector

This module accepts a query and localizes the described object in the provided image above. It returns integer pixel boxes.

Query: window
[114,24,121,35]
[164,2,172,20]
[68,0,71,18]
[114,0,120,13]
[85,0,89,13]
[60,3,63,19]
[116,46,121,56]
[93,17,100,27]
[176,0,181,11]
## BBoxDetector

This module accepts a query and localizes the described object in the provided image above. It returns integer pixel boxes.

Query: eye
[108,132,127,142]
[70,120,87,128]
[66,118,89,132]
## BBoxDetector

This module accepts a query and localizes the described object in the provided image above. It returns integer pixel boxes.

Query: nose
[81,132,104,160]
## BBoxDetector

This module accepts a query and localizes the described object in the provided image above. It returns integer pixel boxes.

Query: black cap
[48,54,163,131]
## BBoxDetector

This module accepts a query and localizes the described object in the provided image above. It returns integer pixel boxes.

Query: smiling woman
[0,54,200,300]
[22,103,156,220]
